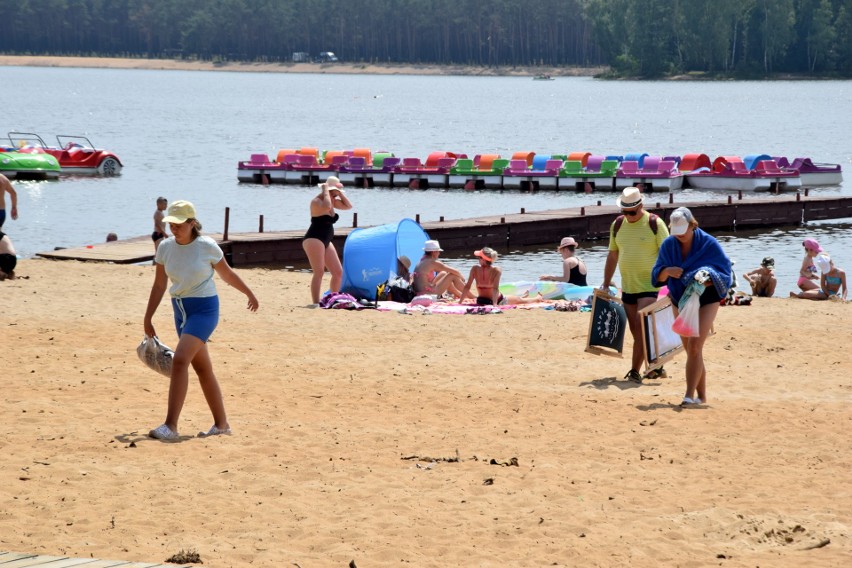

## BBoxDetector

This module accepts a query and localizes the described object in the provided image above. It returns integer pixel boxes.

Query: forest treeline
[1,0,850,77]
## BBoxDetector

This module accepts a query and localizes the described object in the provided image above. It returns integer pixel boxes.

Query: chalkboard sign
[639,296,684,371]
[585,289,627,357]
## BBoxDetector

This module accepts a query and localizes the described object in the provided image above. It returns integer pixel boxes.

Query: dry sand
[1,258,850,567]
[0,55,604,77]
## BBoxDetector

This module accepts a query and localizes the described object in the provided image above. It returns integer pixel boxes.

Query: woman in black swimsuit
[540,236,588,286]
[302,176,353,305]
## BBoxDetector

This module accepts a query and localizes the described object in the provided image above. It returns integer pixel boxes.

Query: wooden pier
[0,550,193,567]
[36,194,852,266]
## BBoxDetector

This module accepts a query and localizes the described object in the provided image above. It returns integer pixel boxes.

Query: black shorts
[698,285,724,306]
[152,231,166,242]
[621,291,658,305]
[0,253,16,274]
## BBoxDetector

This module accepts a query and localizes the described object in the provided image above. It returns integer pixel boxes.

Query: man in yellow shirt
[601,187,669,382]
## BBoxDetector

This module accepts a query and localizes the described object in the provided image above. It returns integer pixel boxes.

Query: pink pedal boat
[773,156,843,187]
[681,154,801,192]
[615,155,684,191]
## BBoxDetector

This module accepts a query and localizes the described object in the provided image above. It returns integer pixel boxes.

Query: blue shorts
[172,296,219,342]
[0,210,5,228]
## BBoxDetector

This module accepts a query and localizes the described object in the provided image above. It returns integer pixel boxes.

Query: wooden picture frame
[639,295,684,372]
[585,289,627,357]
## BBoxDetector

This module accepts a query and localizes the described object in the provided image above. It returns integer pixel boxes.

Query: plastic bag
[672,292,701,337]
[137,335,174,377]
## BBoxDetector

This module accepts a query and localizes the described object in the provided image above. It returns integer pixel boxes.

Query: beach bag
[672,292,701,337]
[137,335,174,377]
[377,276,415,303]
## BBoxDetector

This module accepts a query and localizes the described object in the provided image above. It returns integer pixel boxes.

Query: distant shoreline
[0,55,606,77]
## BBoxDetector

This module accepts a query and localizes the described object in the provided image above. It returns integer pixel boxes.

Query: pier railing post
[353,212,358,228]
[259,215,264,233]
[223,207,230,241]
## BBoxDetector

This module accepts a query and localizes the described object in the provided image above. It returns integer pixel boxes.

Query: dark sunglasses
[621,209,640,216]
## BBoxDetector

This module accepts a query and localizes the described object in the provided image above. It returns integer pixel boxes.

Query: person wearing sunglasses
[601,187,670,383]
[540,236,587,286]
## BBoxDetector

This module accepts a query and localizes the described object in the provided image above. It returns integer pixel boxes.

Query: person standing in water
[152,196,169,253]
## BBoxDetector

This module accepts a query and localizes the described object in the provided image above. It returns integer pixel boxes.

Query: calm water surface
[4,66,851,286]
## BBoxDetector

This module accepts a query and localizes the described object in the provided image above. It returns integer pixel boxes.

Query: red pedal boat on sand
[9,132,123,175]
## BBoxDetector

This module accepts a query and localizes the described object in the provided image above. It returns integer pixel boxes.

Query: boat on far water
[774,156,843,187]
[532,74,554,81]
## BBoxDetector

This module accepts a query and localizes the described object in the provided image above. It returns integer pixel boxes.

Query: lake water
[3,65,852,287]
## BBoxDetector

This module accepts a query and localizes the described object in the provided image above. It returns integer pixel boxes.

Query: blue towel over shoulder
[651,228,732,305]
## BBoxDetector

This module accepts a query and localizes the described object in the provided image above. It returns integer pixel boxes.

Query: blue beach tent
[341,218,430,299]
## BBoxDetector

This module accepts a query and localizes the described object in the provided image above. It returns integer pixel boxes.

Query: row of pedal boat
[237,149,843,192]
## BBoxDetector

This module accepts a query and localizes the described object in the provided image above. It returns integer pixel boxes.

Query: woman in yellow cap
[144,200,259,440]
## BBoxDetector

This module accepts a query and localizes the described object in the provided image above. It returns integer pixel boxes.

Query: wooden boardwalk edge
[0,550,194,567]
[34,196,852,266]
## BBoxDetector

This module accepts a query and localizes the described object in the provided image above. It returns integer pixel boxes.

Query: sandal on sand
[149,424,179,440]
[643,366,667,380]
[198,425,232,438]
[625,369,642,383]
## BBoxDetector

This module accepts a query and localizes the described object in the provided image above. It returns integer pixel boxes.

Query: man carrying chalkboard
[600,187,669,383]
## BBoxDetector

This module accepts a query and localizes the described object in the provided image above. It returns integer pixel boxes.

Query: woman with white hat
[651,207,732,407]
[412,240,465,298]
[302,176,353,305]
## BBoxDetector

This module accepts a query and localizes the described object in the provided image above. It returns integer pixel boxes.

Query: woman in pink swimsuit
[796,238,823,292]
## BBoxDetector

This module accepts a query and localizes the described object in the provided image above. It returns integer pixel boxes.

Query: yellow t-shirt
[608,212,669,294]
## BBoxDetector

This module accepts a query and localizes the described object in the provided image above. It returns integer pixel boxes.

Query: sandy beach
[1,258,850,567]
[0,55,605,77]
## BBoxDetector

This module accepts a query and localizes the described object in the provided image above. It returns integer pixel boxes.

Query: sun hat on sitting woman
[803,238,823,253]
[558,237,578,250]
[616,186,644,209]
[423,240,443,252]
[669,207,696,236]
[162,200,196,224]
[474,247,498,262]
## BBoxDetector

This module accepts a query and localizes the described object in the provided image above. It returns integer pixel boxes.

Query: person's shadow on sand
[579,376,643,391]
[115,432,192,444]
[635,402,710,412]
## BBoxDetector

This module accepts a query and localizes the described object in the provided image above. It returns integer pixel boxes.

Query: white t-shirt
[155,235,224,298]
